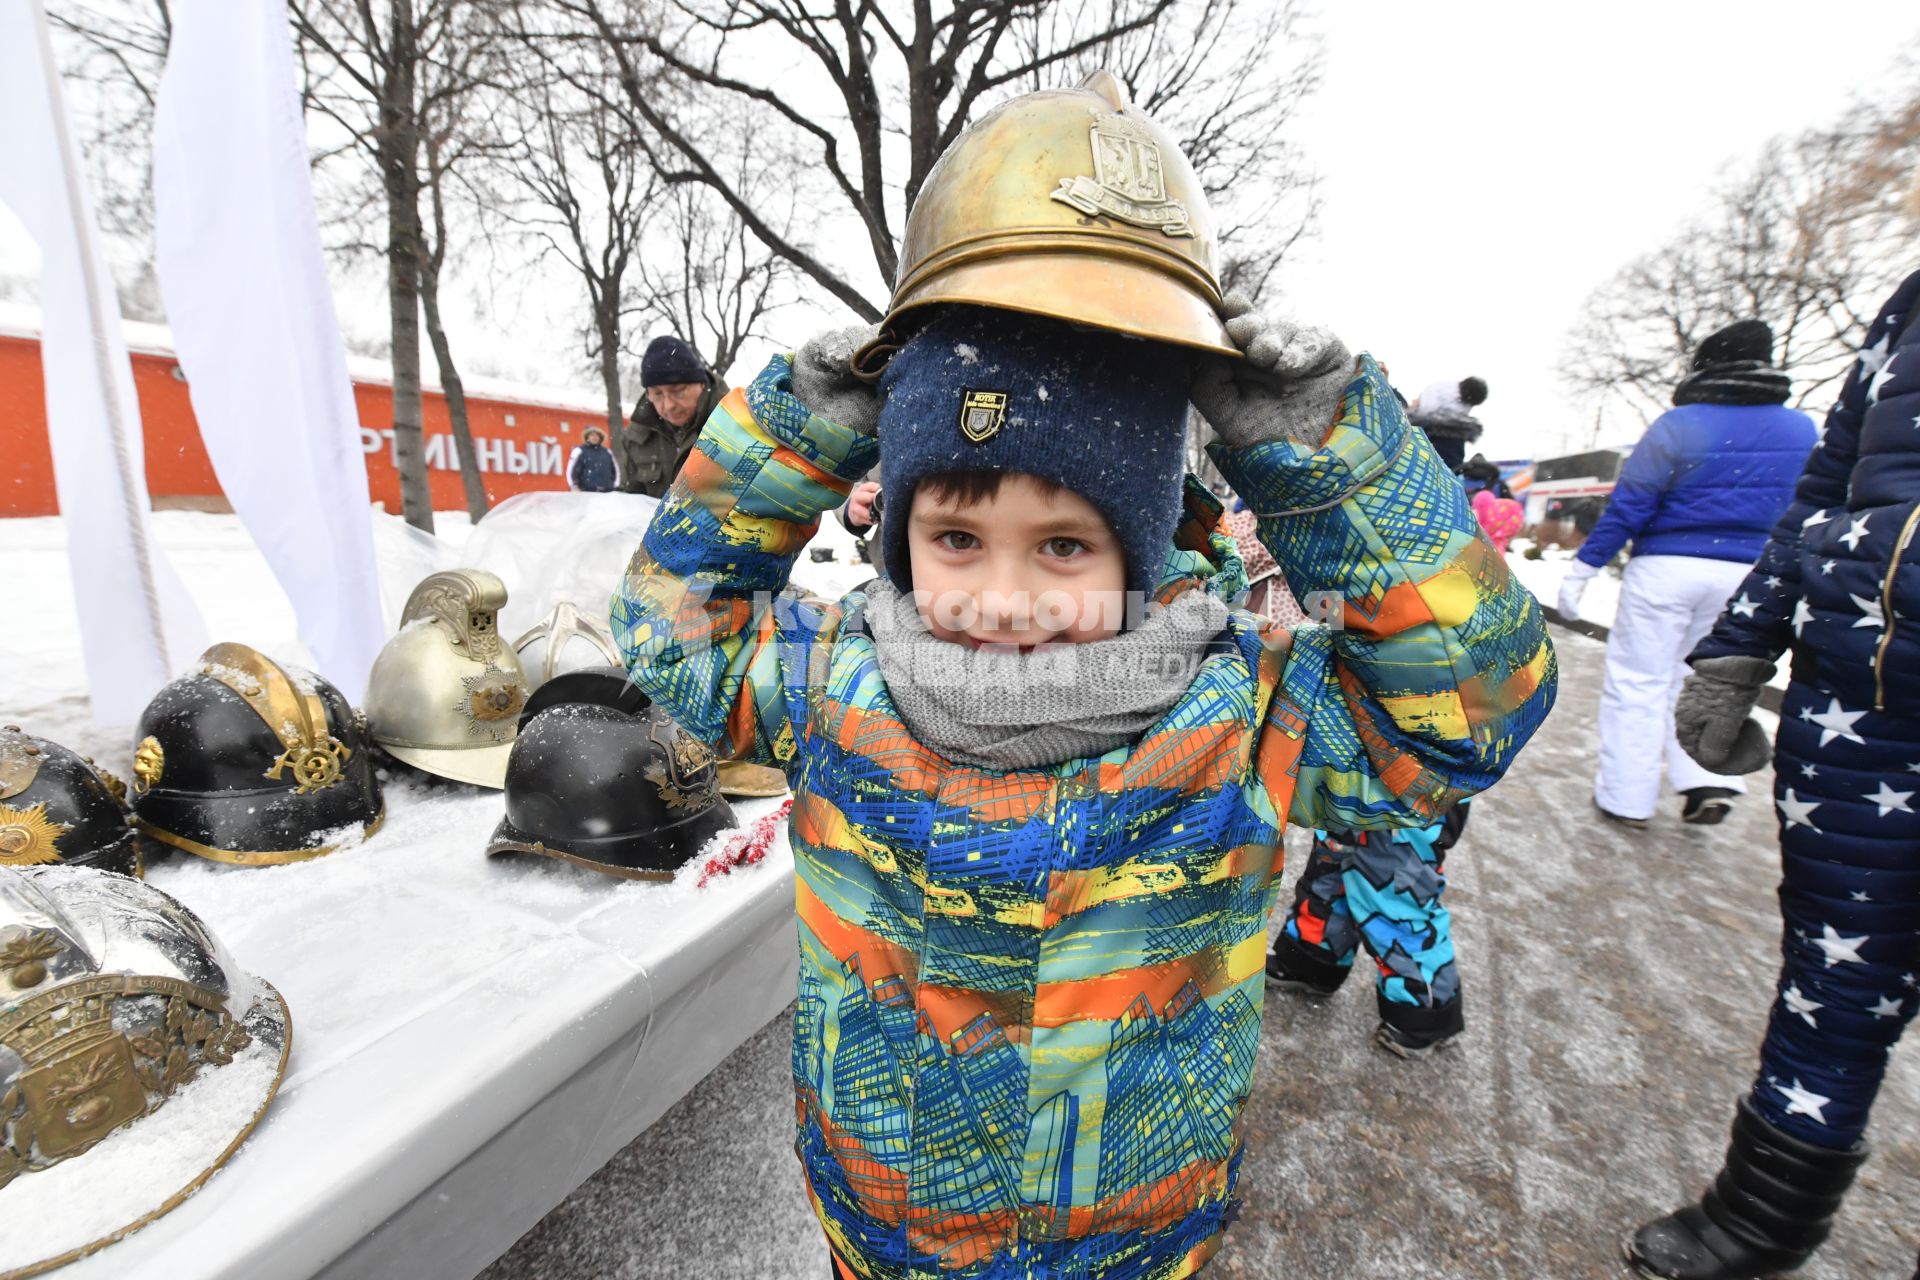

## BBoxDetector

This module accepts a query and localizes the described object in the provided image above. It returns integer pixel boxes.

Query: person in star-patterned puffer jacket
[1626,267,1920,1280]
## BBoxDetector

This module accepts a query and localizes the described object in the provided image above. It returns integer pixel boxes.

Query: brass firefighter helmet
[856,69,1232,377]
[365,570,530,789]
[129,643,383,867]
[0,864,291,1272]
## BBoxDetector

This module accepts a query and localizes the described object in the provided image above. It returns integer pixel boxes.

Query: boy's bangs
[917,469,1063,508]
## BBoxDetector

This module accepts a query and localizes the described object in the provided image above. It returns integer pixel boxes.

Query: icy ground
[480,631,1920,1280]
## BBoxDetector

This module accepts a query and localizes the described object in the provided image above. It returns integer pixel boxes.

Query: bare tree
[1561,70,1920,445]
[511,0,1321,323]
[626,175,796,379]
[291,0,501,532]
[493,67,652,451]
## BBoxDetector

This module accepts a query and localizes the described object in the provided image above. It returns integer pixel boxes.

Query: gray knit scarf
[861,580,1231,771]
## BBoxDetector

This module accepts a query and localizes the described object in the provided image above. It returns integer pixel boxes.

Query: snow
[0,1034,283,1274]
[1504,541,1622,628]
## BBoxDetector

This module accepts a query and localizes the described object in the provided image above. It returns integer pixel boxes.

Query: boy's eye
[935,531,980,552]
[1043,537,1087,559]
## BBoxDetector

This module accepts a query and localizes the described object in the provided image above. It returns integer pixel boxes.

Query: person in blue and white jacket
[1559,321,1815,827]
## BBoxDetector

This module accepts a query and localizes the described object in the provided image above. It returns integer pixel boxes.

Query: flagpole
[27,0,174,676]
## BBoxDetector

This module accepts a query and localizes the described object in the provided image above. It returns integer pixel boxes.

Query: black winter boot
[1372,991,1463,1059]
[1265,932,1348,997]
[1624,1097,1867,1279]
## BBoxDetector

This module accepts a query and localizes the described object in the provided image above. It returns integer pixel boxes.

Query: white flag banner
[153,0,384,701]
[0,0,207,725]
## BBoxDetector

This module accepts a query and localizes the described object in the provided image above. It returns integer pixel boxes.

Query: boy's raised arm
[1199,306,1558,831]
[612,350,879,768]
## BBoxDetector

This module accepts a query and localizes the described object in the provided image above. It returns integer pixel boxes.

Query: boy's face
[906,474,1126,648]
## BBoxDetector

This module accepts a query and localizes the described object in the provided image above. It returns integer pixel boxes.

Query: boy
[616,80,1554,1280]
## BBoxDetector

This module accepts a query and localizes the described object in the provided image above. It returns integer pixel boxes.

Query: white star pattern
[1812,924,1869,968]
[1783,984,1824,1027]
[1867,782,1915,817]
[1778,788,1823,831]
[1869,995,1904,1018]
[1801,763,1820,779]
[1820,560,1837,575]
[1908,763,1920,775]
[1792,599,1815,635]
[1850,593,1886,629]
[1867,350,1899,404]
[1840,515,1872,551]
[1803,509,1833,530]
[1764,576,1783,590]
[1905,973,1920,989]
[1775,1079,1832,1124]
[1730,593,1760,619]
[1859,332,1894,378]
[1807,699,1868,747]
[1850,890,1872,901]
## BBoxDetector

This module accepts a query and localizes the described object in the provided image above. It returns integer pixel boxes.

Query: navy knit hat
[641,335,710,388]
[877,306,1191,598]
[1692,320,1774,370]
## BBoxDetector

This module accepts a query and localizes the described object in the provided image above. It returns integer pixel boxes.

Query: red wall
[0,331,608,517]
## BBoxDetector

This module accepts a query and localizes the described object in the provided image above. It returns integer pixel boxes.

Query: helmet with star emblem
[0,863,290,1269]
[365,569,531,788]
[852,69,1233,379]
[0,727,141,878]
[128,643,383,866]
[485,702,737,880]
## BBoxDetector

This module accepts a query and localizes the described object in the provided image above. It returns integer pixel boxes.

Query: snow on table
[0,502,850,1278]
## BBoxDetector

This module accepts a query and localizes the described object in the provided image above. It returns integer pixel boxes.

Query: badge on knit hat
[959,389,1009,444]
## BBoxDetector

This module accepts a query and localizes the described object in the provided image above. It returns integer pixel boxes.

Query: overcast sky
[1276,0,1920,460]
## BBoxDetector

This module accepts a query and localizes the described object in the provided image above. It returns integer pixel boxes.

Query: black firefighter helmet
[130,643,384,866]
[486,702,737,880]
[0,726,142,877]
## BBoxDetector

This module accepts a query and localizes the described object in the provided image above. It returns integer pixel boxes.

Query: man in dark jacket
[567,426,618,492]
[618,335,730,497]
[1625,271,1920,1280]
[1559,321,1816,827]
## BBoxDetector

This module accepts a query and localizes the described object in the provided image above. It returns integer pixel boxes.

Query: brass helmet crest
[856,69,1233,377]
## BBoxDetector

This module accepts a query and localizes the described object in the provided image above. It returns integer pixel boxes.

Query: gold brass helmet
[854,69,1234,377]
[0,864,290,1271]
[364,570,531,789]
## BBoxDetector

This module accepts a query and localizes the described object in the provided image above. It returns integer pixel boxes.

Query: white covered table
[55,789,798,1280]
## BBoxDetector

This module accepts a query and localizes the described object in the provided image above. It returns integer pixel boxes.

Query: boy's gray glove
[1190,293,1353,449]
[791,325,881,436]
[1674,654,1776,775]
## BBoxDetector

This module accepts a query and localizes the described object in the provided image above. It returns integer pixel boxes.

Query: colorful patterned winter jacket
[614,353,1557,1279]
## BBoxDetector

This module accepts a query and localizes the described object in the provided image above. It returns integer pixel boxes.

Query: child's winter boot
[1372,993,1463,1059]
[1264,933,1347,997]
[1624,1097,1867,1279]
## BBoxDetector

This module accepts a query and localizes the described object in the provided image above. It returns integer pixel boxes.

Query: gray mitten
[1673,654,1776,775]
[791,325,881,436]
[1190,293,1353,449]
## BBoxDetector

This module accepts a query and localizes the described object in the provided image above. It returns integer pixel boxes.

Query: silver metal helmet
[364,570,531,788]
[0,865,290,1271]
[512,601,622,691]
